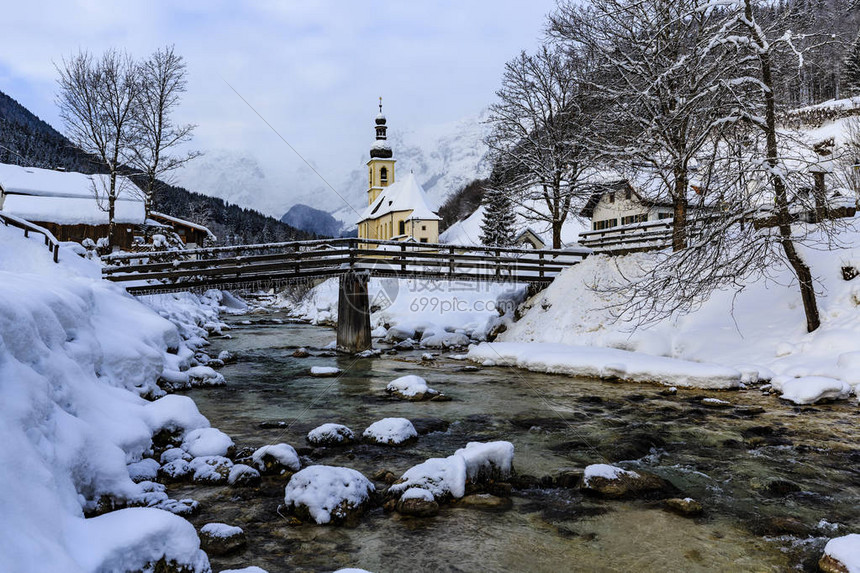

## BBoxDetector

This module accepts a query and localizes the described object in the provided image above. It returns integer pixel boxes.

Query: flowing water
[175,312,860,573]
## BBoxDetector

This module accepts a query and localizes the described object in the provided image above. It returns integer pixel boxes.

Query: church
[356,100,440,244]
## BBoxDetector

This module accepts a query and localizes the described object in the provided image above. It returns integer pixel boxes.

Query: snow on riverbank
[0,226,222,572]
[496,225,860,395]
[468,342,742,389]
[277,276,526,346]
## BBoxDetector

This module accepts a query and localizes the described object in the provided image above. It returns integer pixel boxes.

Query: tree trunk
[672,171,688,252]
[552,222,562,249]
[751,1,820,332]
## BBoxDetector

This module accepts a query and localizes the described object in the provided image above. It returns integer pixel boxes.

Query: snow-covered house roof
[149,211,217,241]
[359,172,441,223]
[0,163,145,225]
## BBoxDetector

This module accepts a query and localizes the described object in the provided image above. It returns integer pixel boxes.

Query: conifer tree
[844,31,860,97]
[479,186,517,247]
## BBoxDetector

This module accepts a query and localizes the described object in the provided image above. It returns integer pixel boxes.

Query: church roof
[359,172,441,223]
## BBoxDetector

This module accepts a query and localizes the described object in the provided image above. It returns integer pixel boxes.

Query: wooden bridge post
[336,270,372,354]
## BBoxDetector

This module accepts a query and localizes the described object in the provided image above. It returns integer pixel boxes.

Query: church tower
[367,97,395,205]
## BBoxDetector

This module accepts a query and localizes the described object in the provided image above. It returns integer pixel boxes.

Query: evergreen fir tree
[844,31,860,97]
[479,186,517,247]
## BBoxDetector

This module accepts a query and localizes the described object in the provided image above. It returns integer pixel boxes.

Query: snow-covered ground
[277,275,526,346]
[0,225,241,572]
[493,223,860,399]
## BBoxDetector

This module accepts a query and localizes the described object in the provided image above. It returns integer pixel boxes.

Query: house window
[592,219,618,231]
[621,213,647,225]
[658,212,673,220]
[421,225,426,231]
[609,193,615,203]
[380,167,388,183]
[399,221,405,235]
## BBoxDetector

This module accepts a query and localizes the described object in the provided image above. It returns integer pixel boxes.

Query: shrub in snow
[362,418,418,446]
[127,458,161,483]
[283,465,375,525]
[307,423,356,447]
[581,463,668,499]
[252,443,301,474]
[775,376,852,405]
[181,427,235,458]
[229,464,262,487]
[385,374,441,401]
[820,534,860,573]
[310,366,341,377]
[189,456,234,484]
[200,522,246,556]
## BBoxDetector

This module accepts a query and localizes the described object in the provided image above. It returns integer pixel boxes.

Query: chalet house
[356,101,441,244]
[579,179,674,231]
[0,163,146,249]
[513,227,546,249]
[0,162,214,250]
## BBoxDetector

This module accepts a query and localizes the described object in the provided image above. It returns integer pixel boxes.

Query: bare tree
[56,49,141,247]
[131,45,199,219]
[485,45,594,249]
[550,0,741,252]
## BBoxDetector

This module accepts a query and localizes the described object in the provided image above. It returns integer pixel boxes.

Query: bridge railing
[0,212,61,263]
[101,238,589,294]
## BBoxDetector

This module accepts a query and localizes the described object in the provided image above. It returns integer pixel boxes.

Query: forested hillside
[0,90,314,244]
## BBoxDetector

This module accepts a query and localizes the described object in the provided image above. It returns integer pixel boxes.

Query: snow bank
[774,376,853,405]
[0,225,215,572]
[468,342,741,389]
[500,227,860,394]
[283,465,375,524]
[276,276,526,346]
[362,418,418,445]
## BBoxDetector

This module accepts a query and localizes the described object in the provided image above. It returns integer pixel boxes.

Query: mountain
[0,89,313,245]
[176,112,492,229]
[280,204,344,237]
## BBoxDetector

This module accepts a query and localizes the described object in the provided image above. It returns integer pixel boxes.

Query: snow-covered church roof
[359,172,441,223]
[0,163,145,225]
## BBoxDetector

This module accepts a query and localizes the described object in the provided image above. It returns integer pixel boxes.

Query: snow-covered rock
[252,444,301,474]
[454,441,514,482]
[127,458,161,483]
[283,465,375,525]
[468,342,742,389]
[186,365,226,387]
[199,522,246,556]
[385,375,440,401]
[181,427,235,458]
[581,463,668,499]
[189,456,234,484]
[774,376,853,405]
[228,464,262,487]
[310,366,341,377]
[307,423,356,447]
[362,418,418,445]
[821,534,860,573]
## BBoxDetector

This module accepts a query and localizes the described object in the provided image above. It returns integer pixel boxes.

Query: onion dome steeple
[370,97,393,159]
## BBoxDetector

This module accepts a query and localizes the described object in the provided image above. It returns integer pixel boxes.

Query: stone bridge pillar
[337,271,372,353]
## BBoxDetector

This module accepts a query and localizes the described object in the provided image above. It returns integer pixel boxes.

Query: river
[173,311,860,573]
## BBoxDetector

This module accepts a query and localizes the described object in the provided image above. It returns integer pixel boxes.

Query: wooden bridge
[102,238,587,353]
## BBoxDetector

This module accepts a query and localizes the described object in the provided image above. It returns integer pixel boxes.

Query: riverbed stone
[307,423,356,447]
[396,489,439,517]
[664,497,704,517]
[158,459,193,482]
[456,493,513,510]
[764,478,802,496]
[199,523,246,556]
[372,469,398,484]
[292,347,311,358]
[228,464,262,487]
[189,456,233,484]
[819,554,850,573]
[555,469,584,489]
[411,418,450,435]
[580,464,669,499]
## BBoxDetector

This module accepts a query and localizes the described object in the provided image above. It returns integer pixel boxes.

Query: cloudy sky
[0,1,558,213]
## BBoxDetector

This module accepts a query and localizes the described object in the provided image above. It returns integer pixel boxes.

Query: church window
[420,238,428,243]
[380,167,388,183]
[399,221,405,235]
